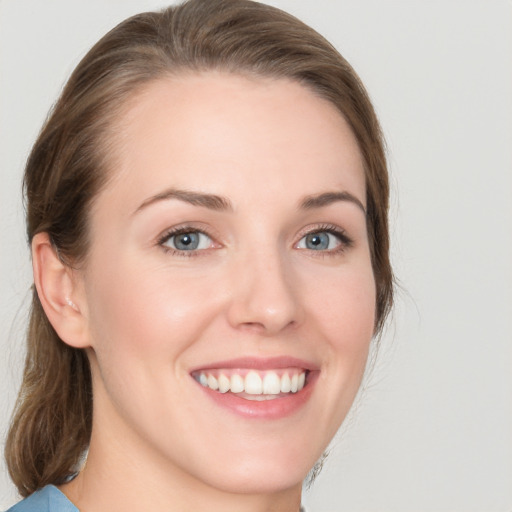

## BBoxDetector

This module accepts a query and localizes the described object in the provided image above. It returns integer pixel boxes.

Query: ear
[32,232,90,348]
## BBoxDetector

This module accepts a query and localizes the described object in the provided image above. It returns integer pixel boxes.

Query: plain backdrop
[1,1,511,510]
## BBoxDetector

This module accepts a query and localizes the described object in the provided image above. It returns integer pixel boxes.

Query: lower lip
[194,372,318,420]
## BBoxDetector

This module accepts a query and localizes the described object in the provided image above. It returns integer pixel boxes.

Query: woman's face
[77,73,376,494]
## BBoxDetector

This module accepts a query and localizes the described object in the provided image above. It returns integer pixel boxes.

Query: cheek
[82,257,225,426]
[306,259,376,345]
[85,257,221,356]
[304,260,376,399]
[332,273,375,381]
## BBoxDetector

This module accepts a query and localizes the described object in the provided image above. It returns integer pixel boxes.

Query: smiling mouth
[192,368,308,400]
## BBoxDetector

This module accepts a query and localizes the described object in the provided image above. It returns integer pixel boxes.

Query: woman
[5,0,392,510]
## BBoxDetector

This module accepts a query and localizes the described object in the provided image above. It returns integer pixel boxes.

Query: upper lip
[190,356,318,373]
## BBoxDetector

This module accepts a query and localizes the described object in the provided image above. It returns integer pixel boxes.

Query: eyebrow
[300,191,366,214]
[134,188,233,214]
[134,187,365,215]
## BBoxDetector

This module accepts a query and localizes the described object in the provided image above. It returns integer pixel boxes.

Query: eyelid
[155,222,353,257]
[156,223,220,256]
[294,223,354,252]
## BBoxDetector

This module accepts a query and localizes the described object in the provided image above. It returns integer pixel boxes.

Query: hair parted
[6,0,393,497]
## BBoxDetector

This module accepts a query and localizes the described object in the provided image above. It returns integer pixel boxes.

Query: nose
[226,247,302,336]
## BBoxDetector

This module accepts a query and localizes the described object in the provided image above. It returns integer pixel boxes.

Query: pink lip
[190,356,318,373]
[190,356,319,420]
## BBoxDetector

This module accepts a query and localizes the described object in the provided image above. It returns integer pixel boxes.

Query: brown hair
[6,0,393,497]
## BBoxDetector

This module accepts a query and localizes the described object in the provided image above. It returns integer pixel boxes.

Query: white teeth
[197,369,308,397]
[263,372,281,394]
[280,373,291,393]
[207,374,219,391]
[245,371,263,394]
[244,394,280,401]
[230,374,244,393]
[290,374,299,393]
[218,374,230,393]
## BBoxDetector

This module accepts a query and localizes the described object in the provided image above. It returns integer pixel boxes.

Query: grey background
[1,1,511,510]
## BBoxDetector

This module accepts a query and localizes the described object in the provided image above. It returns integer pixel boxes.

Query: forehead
[99,72,365,211]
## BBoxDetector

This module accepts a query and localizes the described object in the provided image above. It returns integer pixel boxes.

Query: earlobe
[32,232,90,348]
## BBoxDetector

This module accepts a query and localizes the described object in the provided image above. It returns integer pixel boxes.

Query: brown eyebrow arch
[300,191,366,214]
[134,188,233,214]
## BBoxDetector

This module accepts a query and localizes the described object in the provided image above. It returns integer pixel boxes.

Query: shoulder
[6,486,78,512]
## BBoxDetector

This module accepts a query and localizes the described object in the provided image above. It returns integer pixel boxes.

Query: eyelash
[157,225,217,257]
[297,223,354,257]
[156,223,353,257]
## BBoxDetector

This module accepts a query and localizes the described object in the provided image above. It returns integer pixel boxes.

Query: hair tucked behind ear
[5,296,92,496]
[6,0,393,496]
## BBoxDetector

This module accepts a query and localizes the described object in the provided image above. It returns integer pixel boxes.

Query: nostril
[237,321,268,333]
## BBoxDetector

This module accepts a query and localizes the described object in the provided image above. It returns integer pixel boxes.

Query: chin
[206,463,308,496]
[187,440,321,496]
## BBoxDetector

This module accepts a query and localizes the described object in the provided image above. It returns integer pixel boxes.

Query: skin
[41,72,376,511]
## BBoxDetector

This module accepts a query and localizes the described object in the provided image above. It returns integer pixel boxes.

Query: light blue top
[6,485,78,512]
[6,485,307,511]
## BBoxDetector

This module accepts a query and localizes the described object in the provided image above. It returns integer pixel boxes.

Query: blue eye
[297,230,346,251]
[162,231,212,251]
